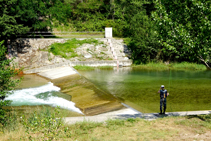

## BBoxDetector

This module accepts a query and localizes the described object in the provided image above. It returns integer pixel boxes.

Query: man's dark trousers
[160,98,166,114]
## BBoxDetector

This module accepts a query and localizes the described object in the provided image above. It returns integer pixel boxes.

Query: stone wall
[10,38,132,70]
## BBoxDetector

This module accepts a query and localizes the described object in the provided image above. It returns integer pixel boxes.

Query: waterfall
[5,82,83,114]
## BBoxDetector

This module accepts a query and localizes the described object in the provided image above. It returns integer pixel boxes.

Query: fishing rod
[169,69,173,112]
[169,69,171,94]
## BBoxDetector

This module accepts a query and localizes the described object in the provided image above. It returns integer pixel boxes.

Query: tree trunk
[198,56,211,70]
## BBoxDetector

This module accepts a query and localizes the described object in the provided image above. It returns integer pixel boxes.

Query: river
[5,68,211,114]
[79,67,211,113]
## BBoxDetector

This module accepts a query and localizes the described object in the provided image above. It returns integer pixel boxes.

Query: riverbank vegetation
[48,38,103,59]
[54,0,211,65]
[73,62,206,71]
[0,0,71,44]
[73,65,95,71]
[132,62,207,71]
[1,1,211,140]
[1,0,211,66]
[1,107,211,140]
[74,65,113,71]
[0,41,21,127]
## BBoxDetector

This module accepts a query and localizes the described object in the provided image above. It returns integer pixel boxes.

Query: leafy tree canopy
[0,0,72,43]
[152,0,211,62]
[0,0,29,44]
[112,0,158,63]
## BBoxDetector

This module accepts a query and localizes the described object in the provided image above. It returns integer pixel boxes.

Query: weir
[5,35,132,115]
[35,66,124,115]
[6,82,82,114]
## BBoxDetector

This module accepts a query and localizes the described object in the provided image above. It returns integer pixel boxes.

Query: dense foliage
[12,0,72,31]
[63,0,114,32]
[0,0,29,44]
[0,0,71,44]
[64,0,211,64]
[1,0,211,63]
[120,1,158,64]
[0,41,20,126]
[61,0,160,63]
[63,0,153,37]
[152,0,211,63]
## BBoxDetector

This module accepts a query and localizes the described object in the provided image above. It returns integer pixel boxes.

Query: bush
[20,107,64,140]
[0,41,20,127]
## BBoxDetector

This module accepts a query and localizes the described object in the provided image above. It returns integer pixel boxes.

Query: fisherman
[158,85,169,114]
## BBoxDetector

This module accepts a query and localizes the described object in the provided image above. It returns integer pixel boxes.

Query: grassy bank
[1,108,211,140]
[73,62,207,71]
[74,65,114,71]
[48,38,103,59]
[132,62,207,71]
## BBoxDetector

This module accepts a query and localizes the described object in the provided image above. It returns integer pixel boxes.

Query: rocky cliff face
[10,38,131,70]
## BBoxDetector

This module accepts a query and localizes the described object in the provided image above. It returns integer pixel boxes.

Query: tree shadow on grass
[186,113,211,122]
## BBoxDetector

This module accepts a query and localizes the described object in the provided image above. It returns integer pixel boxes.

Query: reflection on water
[79,68,211,113]
[15,74,49,89]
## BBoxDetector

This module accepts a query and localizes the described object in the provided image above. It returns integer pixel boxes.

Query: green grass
[132,62,207,71]
[53,34,104,38]
[2,109,211,141]
[97,66,114,69]
[73,65,95,71]
[73,65,114,71]
[52,22,105,38]
[53,21,75,32]
[49,38,103,59]
[132,62,169,70]
[170,62,206,70]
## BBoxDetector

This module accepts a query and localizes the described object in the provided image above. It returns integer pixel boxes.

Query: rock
[45,60,51,64]
[98,47,108,51]
[40,52,48,60]
[31,63,39,68]
[55,57,63,63]
[49,52,54,59]
[10,38,132,69]
[35,51,40,56]
[22,58,26,62]
[124,57,129,60]
[84,53,92,58]
[88,51,93,54]
[29,49,32,54]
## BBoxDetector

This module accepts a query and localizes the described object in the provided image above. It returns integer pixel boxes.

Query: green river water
[79,68,211,113]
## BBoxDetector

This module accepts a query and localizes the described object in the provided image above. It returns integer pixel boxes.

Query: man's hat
[161,85,165,88]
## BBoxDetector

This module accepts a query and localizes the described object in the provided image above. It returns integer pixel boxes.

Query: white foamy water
[5,82,83,114]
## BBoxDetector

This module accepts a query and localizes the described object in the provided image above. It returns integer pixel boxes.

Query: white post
[105,27,113,38]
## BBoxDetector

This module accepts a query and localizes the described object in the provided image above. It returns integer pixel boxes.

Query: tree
[112,0,158,63]
[0,0,29,45]
[152,0,211,62]
[0,0,72,45]
[12,0,72,31]
[68,0,110,31]
[0,41,20,126]
[127,10,158,64]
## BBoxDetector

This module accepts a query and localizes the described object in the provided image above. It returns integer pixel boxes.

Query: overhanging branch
[198,55,211,69]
